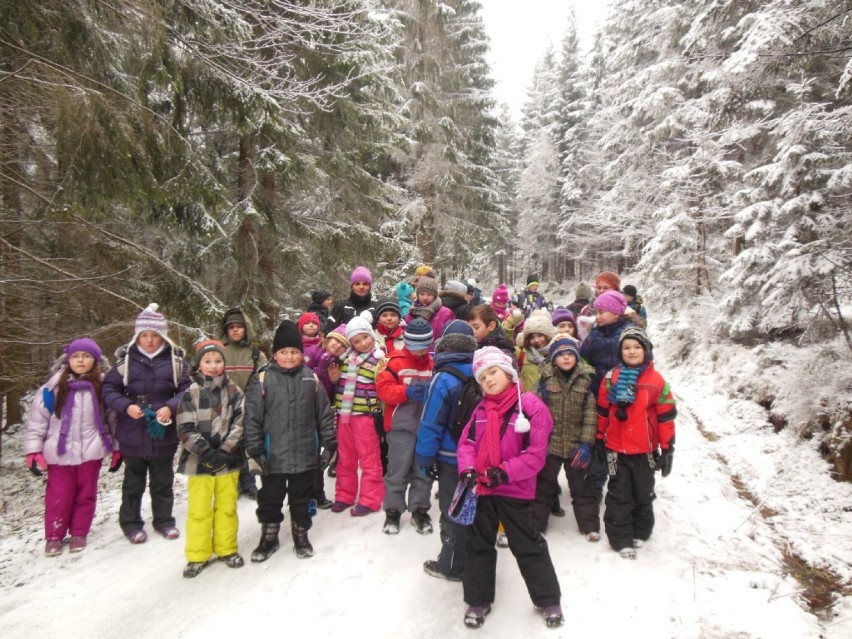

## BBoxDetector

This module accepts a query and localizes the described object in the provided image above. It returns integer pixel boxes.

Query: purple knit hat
[594,290,627,315]
[550,307,575,327]
[65,337,102,361]
[350,266,373,286]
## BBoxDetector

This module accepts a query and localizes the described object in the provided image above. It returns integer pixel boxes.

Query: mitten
[570,442,593,469]
[484,466,509,488]
[459,468,479,489]
[108,451,123,473]
[405,383,427,403]
[421,463,440,482]
[200,448,229,473]
[658,447,674,477]
[593,439,606,464]
[26,453,47,477]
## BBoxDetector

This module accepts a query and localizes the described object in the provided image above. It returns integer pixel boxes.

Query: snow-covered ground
[1,311,850,638]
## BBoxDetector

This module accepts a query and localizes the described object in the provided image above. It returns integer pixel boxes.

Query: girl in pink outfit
[490,284,511,321]
[24,338,119,556]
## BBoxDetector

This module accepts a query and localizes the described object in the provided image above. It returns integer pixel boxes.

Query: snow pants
[532,453,601,534]
[334,414,384,511]
[432,460,466,579]
[603,452,657,551]
[185,471,239,562]
[119,455,176,535]
[257,470,315,529]
[44,459,101,541]
[383,429,432,514]
[463,495,561,609]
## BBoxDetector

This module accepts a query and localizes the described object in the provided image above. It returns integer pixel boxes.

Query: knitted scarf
[338,349,371,426]
[608,363,648,415]
[525,346,545,366]
[409,297,442,322]
[475,384,518,474]
[58,380,113,456]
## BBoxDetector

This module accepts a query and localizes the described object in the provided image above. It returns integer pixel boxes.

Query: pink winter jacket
[456,391,552,500]
[24,371,115,466]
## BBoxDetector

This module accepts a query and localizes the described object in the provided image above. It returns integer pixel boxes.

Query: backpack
[433,365,483,443]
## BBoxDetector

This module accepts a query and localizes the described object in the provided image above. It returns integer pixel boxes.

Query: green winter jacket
[537,360,596,458]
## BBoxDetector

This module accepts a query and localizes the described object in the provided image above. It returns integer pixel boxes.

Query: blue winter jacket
[414,352,474,468]
[579,319,630,400]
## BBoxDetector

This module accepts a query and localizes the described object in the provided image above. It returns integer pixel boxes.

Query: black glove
[484,466,508,488]
[200,448,230,473]
[459,468,479,489]
[421,463,440,482]
[658,447,674,477]
[593,439,607,464]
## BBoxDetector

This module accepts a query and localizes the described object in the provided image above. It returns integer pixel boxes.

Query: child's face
[528,284,539,293]
[408,347,430,359]
[301,321,319,337]
[350,333,375,354]
[322,297,333,309]
[198,351,225,377]
[352,281,371,296]
[378,311,400,329]
[68,351,96,376]
[555,321,576,336]
[468,318,495,341]
[527,333,548,349]
[137,330,164,354]
[621,339,645,366]
[479,366,514,396]
[417,291,436,305]
[273,347,303,369]
[595,309,620,326]
[554,352,577,372]
[326,339,346,358]
[227,322,246,343]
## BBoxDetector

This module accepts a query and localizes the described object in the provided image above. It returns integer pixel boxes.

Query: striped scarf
[608,363,648,407]
[338,350,371,426]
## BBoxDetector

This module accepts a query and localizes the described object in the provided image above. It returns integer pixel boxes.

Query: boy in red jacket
[594,327,676,559]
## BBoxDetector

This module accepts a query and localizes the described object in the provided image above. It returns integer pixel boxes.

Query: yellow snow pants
[185,472,239,562]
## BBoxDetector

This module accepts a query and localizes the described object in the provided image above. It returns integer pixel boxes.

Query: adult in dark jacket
[102,304,191,544]
[328,266,376,330]
[440,280,474,321]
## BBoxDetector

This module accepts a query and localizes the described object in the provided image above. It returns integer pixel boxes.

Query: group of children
[23,265,675,630]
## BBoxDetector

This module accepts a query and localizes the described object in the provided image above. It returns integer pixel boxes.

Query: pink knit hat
[472,346,518,384]
[350,266,373,286]
[594,290,627,315]
[491,284,509,305]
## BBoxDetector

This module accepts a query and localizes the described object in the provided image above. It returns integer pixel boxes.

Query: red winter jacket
[595,362,676,454]
[376,347,433,433]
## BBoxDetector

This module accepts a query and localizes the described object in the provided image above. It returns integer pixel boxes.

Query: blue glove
[405,383,427,402]
[143,407,167,440]
[570,442,593,469]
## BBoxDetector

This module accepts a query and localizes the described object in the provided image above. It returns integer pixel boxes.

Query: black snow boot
[382,510,401,535]
[411,510,433,535]
[291,522,314,559]
[251,523,280,563]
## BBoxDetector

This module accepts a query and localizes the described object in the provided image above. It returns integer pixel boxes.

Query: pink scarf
[475,384,519,473]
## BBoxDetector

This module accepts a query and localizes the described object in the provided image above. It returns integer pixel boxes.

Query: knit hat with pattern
[595,271,621,292]
[134,303,169,342]
[548,335,580,364]
[472,346,518,384]
[297,312,321,334]
[491,284,510,305]
[416,276,439,296]
[403,318,433,351]
[194,339,227,366]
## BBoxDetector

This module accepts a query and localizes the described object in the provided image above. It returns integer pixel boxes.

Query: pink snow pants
[44,459,101,540]
[334,414,385,510]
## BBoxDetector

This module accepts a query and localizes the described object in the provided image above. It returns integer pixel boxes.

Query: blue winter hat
[441,319,474,338]
[403,318,433,351]
[549,335,580,364]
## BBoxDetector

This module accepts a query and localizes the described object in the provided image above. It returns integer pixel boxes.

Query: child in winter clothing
[468,304,517,363]
[550,307,577,338]
[376,319,434,535]
[415,320,479,581]
[298,312,324,352]
[103,304,191,544]
[567,282,593,318]
[331,312,386,516]
[533,336,600,538]
[622,284,648,328]
[329,266,376,329]
[490,284,511,321]
[373,297,406,356]
[395,281,416,317]
[579,290,631,398]
[516,274,548,318]
[516,309,555,392]
[456,347,563,629]
[244,320,337,561]
[406,275,455,339]
[24,338,117,556]
[595,327,676,559]
[176,340,246,577]
[307,289,334,335]
[219,307,267,499]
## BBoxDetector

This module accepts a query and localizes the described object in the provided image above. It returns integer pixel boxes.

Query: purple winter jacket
[456,391,553,500]
[405,305,455,343]
[102,344,191,459]
[24,370,115,466]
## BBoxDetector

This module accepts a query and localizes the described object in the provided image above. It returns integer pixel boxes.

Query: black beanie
[311,289,331,305]
[374,297,401,322]
[272,319,303,353]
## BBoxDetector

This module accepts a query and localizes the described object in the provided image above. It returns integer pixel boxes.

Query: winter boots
[251,523,280,562]
[464,605,491,628]
[382,510,401,535]
[411,510,433,534]
[291,522,314,559]
[183,561,208,578]
[539,604,565,628]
